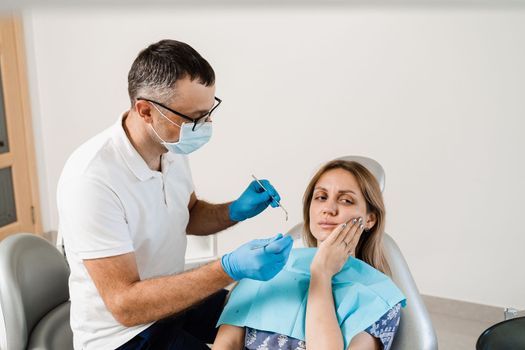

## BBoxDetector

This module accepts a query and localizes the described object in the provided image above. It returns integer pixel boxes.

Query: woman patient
[213,160,404,350]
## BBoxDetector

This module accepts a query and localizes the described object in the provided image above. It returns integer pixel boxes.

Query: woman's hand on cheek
[310,218,365,278]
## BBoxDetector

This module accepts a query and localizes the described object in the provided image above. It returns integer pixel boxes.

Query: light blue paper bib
[217,248,406,349]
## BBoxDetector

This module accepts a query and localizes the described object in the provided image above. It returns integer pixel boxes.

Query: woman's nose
[321,202,337,216]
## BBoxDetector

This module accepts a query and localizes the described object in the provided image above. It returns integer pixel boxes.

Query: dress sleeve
[364,303,402,350]
[244,327,306,350]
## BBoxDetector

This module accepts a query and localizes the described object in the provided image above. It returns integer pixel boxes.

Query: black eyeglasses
[137,96,222,131]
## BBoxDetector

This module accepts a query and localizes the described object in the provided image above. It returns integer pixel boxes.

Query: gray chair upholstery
[0,233,73,350]
[287,155,438,350]
[383,233,437,349]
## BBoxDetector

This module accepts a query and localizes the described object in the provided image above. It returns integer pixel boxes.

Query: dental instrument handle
[251,174,289,220]
[250,232,295,250]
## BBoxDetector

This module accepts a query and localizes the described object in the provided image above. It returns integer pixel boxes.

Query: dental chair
[287,155,438,350]
[0,233,73,350]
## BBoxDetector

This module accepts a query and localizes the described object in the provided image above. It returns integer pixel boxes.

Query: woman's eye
[341,198,354,204]
[314,195,327,201]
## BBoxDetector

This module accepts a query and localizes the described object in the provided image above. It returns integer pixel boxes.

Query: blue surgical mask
[149,103,212,154]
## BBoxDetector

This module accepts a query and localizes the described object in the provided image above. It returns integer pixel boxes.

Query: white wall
[22,5,525,309]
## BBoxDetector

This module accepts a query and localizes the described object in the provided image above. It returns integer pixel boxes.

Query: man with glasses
[57,39,293,350]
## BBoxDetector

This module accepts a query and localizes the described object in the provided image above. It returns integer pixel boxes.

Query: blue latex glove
[221,234,294,281]
[229,179,281,222]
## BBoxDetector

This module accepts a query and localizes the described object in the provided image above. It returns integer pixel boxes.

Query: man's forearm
[186,199,236,236]
[114,259,233,327]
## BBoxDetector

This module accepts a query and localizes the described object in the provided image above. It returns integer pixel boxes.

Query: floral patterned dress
[243,303,402,350]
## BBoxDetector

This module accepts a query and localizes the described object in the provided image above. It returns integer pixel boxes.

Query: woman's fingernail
[342,223,347,228]
[360,224,364,230]
[352,218,357,224]
[358,217,363,223]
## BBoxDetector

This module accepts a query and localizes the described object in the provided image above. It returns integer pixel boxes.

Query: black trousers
[116,289,229,350]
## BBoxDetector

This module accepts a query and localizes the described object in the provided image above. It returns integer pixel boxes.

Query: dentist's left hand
[221,234,293,281]
[229,179,281,222]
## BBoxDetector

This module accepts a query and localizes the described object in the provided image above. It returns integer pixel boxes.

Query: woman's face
[309,168,375,244]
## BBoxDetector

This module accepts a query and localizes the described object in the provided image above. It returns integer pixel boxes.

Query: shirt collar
[112,112,176,181]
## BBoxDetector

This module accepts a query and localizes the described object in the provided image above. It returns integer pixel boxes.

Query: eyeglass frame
[137,96,222,131]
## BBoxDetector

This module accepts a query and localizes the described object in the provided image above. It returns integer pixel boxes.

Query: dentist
[57,39,293,350]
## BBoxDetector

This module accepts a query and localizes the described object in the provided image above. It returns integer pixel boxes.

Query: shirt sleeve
[58,176,134,260]
[364,303,402,350]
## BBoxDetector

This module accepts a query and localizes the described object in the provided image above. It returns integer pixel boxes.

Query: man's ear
[135,100,154,123]
[365,212,377,231]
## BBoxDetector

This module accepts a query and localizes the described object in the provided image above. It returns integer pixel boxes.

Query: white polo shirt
[57,113,194,350]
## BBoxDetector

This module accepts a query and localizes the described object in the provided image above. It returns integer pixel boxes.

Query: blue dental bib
[217,248,406,348]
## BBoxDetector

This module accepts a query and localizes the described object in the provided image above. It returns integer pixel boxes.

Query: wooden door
[0,16,41,240]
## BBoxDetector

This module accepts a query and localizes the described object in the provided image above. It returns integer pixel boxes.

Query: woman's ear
[365,212,377,231]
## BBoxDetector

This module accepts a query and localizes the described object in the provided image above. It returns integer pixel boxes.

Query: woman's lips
[318,223,338,230]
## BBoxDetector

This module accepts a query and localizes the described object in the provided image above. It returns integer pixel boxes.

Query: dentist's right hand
[221,234,293,281]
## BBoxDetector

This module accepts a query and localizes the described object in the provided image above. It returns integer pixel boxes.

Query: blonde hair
[302,160,391,276]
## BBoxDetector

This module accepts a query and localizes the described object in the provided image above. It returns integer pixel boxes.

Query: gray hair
[128,39,215,106]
